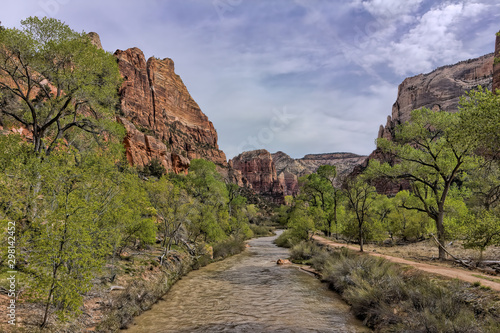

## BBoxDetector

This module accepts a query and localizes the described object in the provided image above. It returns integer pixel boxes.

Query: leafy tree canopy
[0,17,122,154]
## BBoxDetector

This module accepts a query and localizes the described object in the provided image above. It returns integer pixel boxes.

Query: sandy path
[312,235,500,292]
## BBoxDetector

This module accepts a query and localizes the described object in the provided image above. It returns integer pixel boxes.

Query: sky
[1,0,499,159]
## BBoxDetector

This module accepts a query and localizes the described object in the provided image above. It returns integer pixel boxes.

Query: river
[124,232,369,332]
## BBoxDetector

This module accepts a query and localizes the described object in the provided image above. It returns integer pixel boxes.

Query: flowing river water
[124,232,370,333]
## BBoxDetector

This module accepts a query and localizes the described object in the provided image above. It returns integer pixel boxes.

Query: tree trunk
[436,212,446,260]
[334,197,338,240]
[359,225,364,252]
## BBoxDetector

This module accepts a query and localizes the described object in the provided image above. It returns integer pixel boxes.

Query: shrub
[274,230,302,248]
[212,236,246,260]
[249,224,274,237]
[298,241,500,332]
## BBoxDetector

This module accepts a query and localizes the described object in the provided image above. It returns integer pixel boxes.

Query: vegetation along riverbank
[287,240,500,332]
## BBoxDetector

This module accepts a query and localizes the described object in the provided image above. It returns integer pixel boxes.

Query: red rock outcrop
[114,47,227,173]
[117,116,190,174]
[493,32,500,93]
[230,149,284,203]
[272,151,367,196]
[378,53,494,141]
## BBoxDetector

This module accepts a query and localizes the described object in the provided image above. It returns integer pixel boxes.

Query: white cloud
[385,2,488,75]
[359,0,424,21]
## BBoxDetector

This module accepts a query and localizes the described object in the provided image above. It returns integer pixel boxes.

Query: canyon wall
[272,151,367,196]
[230,149,366,200]
[230,149,284,203]
[378,53,494,141]
[114,46,227,173]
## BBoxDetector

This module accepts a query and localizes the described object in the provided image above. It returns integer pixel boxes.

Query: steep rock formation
[117,117,190,174]
[231,149,284,203]
[378,53,494,141]
[493,32,500,93]
[272,151,367,196]
[87,32,102,50]
[114,47,227,172]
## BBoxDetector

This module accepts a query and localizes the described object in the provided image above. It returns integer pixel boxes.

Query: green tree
[463,210,500,262]
[0,17,122,154]
[385,191,431,241]
[185,159,229,243]
[458,87,500,159]
[146,177,191,263]
[371,108,481,259]
[317,165,343,238]
[300,165,343,237]
[20,147,113,327]
[344,177,377,252]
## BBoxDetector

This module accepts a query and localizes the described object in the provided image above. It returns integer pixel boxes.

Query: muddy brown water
[124,232,370,333]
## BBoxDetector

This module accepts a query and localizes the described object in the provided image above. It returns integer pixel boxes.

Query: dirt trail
[312,235,500,292]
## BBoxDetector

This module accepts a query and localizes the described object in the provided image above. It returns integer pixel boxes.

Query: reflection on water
[124,232,370,333]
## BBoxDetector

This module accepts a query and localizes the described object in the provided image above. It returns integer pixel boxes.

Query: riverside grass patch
[290,241,500,333]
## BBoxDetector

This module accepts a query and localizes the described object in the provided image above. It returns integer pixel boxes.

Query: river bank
[1,234,252,333]
[124,232,368,332]
[289,240,500,332]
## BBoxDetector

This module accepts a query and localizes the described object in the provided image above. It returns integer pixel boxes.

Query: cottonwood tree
[344,177,377,252]
[0,17,121,154]
[370,108,481,259]
[300,165,343,237]
[145,177,191,264]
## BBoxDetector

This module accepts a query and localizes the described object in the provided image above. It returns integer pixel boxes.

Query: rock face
[114,47,227,173]
[272,151,367,196]
[87,32,102,50]
[378,53,494,141]
[493,32,500,93]
[230,150,367,200]
[230,149,284,203]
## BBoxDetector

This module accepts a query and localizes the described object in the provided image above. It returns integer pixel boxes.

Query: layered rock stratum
[378,53,494,141]
[114,47,227,173]
[272,151,367,196]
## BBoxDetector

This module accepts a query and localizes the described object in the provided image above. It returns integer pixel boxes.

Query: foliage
[344,177,377,251]
[0,17,122,154]
[143,159,167,178]
[303,243,500,332]
[300,165,343,237]
[463,210,500,261]
[458,87,500,158]
[384,191,431,241]
[370,107,482,258]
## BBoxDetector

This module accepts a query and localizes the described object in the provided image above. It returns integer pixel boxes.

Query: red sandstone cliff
[378,53,494,141]
[230,149,366,200]
[230,149,284,203]
[114,47,227,173]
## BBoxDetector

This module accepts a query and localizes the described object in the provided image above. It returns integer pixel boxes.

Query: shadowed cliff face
[378,53,494,141]
[114,47,227,173]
